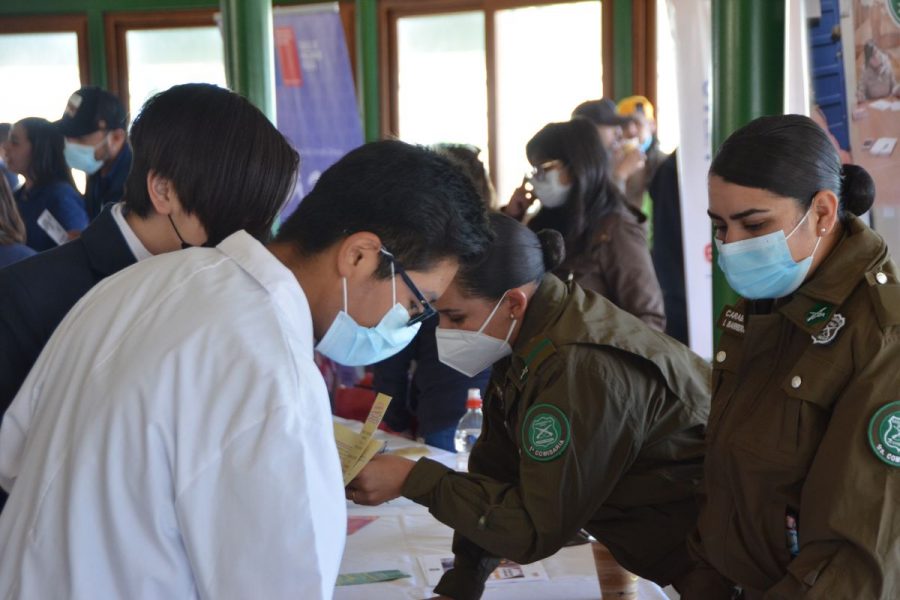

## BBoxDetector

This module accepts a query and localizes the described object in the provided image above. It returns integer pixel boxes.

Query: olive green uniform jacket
[401,274,711,599]
[690,216,900,599]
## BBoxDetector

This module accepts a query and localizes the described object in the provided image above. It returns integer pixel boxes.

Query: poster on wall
[846,0,900,250]
[666,0,713,359]
[273,4,364,218]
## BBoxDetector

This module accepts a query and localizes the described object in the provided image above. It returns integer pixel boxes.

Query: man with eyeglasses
[55,86,131,219]
[0,136,492,598]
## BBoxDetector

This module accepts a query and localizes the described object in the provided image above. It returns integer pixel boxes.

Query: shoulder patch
[521,403,570,462]
[867,401,900,468]
[805,302,834,326]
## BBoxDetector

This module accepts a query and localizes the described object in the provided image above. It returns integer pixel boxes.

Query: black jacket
[0,205,137,413]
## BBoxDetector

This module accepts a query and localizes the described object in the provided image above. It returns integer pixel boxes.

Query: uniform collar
[80,204,138,276]
[779,215,888,333]
[513,274,568,356]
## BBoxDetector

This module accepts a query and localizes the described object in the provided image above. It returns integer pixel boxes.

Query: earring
[820,227,827,233]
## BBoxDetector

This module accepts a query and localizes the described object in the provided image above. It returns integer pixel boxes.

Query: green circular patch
[521,403,571,462]
[867,401,900,467]
[889,0,900,27]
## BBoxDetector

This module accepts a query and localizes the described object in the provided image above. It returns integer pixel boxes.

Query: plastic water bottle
[454,389,483,469]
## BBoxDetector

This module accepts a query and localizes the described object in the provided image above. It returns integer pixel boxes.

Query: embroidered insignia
[810,313,845,345]
[805,302,834,325]
[868,401,900,467]
[718,305,745,336]
[522,404,570,462]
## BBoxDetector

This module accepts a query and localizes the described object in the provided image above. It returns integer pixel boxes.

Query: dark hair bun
[840,164,875,216]
[537,229,566,271]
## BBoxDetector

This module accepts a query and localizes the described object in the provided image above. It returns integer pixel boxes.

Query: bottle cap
[466,388,482,410]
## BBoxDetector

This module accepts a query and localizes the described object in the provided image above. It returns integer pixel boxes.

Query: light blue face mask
[638,135,653,154]
[64,139,105,175]
[716,208,822,300]
[315,257,421,366]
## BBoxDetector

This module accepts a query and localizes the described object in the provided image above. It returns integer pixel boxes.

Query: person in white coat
[0,139,493,599]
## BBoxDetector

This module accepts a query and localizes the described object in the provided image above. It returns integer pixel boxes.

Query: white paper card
[37,210,69,246]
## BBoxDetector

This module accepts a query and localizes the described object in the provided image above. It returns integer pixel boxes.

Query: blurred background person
[56,87,131,220]
[0,123,20,193]
[617,95,668,220]
[2,117,87,251]
[572,98,646,208]
[0,177,34,268]
[503,118,665,330]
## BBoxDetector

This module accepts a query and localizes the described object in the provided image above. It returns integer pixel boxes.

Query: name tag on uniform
[37,210,69,246]
[718,305,746,337]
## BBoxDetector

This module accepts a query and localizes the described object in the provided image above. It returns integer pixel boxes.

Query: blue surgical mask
[716,208,822,300]
[315,259,421,366]
[639,135,653,153]
[64,139,105,175]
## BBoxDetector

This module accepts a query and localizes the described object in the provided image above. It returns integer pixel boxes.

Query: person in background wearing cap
[572,98,646,210]
[56,86,131,219]
[616,96,668,217]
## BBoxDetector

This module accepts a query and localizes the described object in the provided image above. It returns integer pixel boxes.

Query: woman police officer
[691,114,900,599]
[349,212,724,599]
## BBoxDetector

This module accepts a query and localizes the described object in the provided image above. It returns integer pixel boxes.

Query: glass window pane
[495,1,602,203]
[656,0,680,154]
[0,32,82,122]
[126,27,227,120]
[396,12,488,160]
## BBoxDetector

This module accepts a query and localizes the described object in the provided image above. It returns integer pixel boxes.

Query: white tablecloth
[334,420,676,600]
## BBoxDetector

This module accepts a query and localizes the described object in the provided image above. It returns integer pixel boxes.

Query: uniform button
[791,376,802,389]
[876,272,888,284]
[715,351,727,363]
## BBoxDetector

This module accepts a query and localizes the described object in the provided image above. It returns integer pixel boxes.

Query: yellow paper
[334,393,392,485]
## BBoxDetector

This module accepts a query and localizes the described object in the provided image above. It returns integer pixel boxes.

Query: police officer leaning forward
[349,212,727,599]
[693,114,900,599]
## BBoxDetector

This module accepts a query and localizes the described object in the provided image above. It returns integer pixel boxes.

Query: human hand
[612,145,646,182]
[346,454,416,505]
[502,179,536,220]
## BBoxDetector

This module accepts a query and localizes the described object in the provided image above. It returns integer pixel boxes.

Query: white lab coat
[0,231,346,599]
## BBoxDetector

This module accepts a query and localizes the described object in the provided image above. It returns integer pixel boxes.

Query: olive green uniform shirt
[690,216,900,599]
[401,274,711,599]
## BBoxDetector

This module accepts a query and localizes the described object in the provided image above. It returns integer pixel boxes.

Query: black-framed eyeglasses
[381,248,437,326]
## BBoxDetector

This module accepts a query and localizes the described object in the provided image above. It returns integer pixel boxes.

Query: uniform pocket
[775,351,852,459]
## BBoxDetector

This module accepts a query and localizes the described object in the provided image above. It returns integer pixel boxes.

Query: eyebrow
[437,308,464,315]
[707,208,770,220]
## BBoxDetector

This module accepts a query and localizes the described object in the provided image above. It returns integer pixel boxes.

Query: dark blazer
[0,205,137,413]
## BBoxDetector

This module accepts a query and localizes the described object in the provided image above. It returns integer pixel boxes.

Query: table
[333,420,677,600]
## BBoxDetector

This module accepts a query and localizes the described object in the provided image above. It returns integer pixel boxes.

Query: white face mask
[435,294,516,377]
[530,169,571,209]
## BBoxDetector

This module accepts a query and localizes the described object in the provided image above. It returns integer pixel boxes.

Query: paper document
[334,393,392,485]
[418,555,549,587]
[37,210,69,246]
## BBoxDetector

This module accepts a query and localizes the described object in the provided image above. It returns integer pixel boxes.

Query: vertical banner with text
[666,0,714,358]
[274,4,364,218]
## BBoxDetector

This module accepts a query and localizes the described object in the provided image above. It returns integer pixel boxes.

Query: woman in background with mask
[692,114,900,599]
[2,117,87,251]
[502,118,665,330]
[349,212,724,600]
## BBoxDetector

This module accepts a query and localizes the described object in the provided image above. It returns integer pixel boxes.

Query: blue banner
[274,4,364,218]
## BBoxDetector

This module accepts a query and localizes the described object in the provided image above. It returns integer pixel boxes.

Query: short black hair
[711,114,874,222]
[124,83,298,243]
[275,140,492,277]
[17,117,76,189]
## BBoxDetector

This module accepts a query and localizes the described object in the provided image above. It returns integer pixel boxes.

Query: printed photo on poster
[847,0,900,250]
